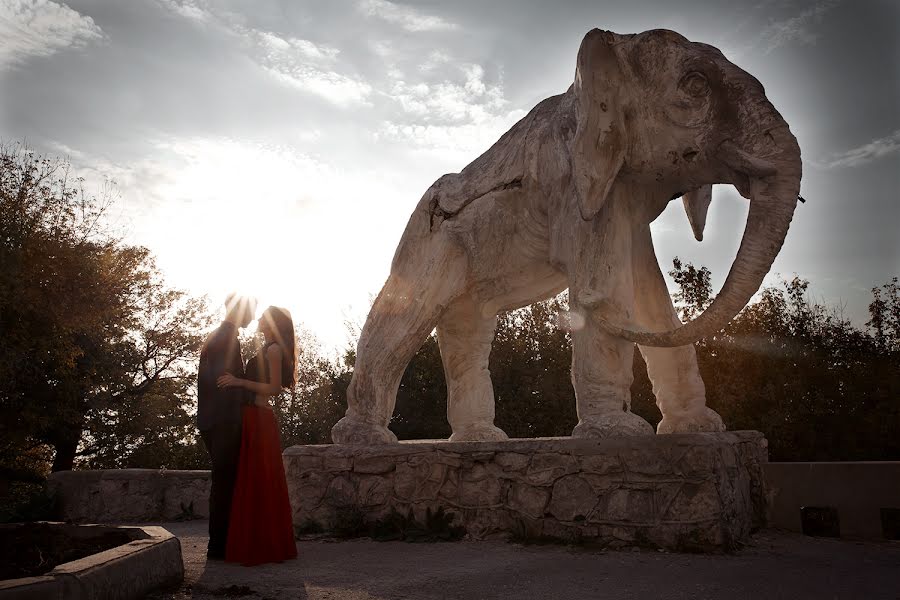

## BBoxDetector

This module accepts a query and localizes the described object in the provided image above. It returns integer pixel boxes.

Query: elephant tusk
[682,185,713,242]
[718,140,777,178]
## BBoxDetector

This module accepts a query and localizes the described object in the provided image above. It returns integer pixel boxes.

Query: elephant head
[571,29,802,347]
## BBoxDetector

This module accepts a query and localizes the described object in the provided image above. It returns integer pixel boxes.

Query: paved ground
[149,520,900,600]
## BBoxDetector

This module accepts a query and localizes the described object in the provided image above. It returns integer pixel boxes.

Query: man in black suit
[197,293,256,559]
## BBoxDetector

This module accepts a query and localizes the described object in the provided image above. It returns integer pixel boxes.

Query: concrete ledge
[0,524,183,600]
[765,462,900,539]
[44,453,900,543]
[284,431,769,552]
[49,469,210,523]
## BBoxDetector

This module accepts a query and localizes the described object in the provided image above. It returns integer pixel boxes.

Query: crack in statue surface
[429,177,525,231]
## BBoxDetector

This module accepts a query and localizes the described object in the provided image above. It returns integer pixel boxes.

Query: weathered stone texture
[0,524,182,600]
[48,469,210,523]
[331,28,802,448]
[284,431,769,551]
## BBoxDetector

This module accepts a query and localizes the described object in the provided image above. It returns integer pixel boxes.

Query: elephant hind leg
[437,297,507,442]
[332,247,466,445]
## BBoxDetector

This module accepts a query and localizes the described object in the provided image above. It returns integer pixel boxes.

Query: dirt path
[150,521,899,600]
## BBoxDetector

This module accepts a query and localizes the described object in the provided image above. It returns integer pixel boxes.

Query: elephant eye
[680,72,709,98]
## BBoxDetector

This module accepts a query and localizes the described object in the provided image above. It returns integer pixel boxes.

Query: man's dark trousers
[200,421,241,557]
[197,321,245,558]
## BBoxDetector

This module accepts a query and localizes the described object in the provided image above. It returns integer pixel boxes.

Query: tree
[0,143,213,474]
[392,333,451,440]
[271,326,350,447]
[491,295,576,438]
[76,276,212,470]
[670,257,899,461]
[669,257,713,321]
[383,295,577,440]
[867,277,900,352]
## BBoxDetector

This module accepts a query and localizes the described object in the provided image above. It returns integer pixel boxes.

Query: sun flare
[128,138,407,349]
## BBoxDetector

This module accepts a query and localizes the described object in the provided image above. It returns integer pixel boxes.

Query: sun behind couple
[197,294,298,566]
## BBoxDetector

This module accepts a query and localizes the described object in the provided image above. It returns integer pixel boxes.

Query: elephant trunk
[595,124,802,347]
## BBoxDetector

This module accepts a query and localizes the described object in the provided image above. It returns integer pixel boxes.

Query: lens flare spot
[557,309,586,332]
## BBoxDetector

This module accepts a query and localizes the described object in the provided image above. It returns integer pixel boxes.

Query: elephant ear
[573,29,627,220]
[682,184,713,241]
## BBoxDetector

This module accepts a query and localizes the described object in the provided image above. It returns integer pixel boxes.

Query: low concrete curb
[0,524,183,600]
[766,462,900,539]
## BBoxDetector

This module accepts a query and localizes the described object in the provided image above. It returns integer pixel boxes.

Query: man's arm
[198,330,229,390]
[217,345,284,401]
[222,335,252,405]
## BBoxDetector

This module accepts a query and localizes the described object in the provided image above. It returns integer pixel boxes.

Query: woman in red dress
[216,306,298,566]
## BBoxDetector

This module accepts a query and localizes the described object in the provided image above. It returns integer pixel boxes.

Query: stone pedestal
[283,431,768,552]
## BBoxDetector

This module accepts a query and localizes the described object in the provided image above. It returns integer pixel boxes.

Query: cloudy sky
[2,0,898,348]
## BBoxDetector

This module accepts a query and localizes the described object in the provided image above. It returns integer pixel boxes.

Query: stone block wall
[43,440,898,544]
[48,469,210,523]
[284,431,768,551]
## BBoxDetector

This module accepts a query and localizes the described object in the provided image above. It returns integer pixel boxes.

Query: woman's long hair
[260,306,297,388]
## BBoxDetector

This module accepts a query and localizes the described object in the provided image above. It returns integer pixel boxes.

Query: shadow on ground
[148,520,900,600]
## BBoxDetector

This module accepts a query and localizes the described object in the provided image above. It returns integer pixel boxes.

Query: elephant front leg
[566,198,653,438]
[437,297,508,442]
[631,226,724,434]
[570,308,655,438]
[637,344,724,434]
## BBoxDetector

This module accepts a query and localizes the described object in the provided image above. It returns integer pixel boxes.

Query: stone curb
[0,524,183,600]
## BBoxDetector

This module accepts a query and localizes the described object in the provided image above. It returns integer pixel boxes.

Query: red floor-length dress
[225,344,297,566]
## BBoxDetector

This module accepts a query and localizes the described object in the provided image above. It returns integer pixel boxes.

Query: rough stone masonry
[284,431,768,551]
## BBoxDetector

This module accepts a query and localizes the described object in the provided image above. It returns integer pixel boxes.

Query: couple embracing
[196,294,298,566]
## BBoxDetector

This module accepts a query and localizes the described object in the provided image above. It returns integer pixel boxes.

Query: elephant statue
[332,28,802,444]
